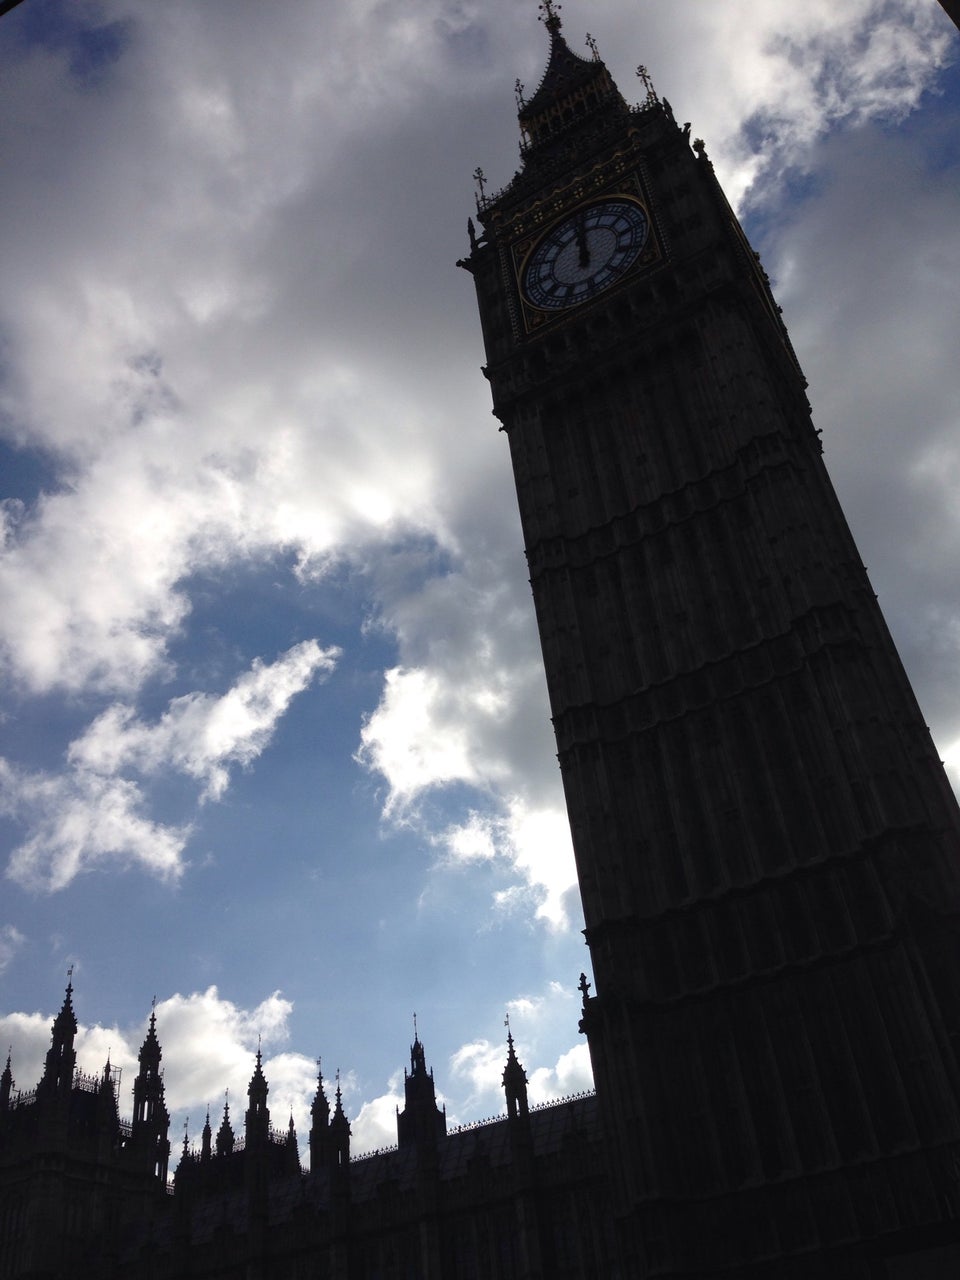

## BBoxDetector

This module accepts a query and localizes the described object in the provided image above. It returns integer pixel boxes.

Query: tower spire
[516,5,629,158]
[502,1020,529,1123]
[38,976,78,1099]
[216,1091,234,1156]
[538,0,562,36]
[131,1003,170,1182]
[309,1056,332,1171]
[245,1042,270,1145]
[0,1049,13,1113]
[330,1070,351,1168]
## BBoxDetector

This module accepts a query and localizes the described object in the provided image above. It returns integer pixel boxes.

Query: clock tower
[464,8,960,1276]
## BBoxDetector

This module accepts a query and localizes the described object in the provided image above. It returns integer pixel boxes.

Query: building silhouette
[466,5,960,1276]
[4,9,960,1277]
[0,982,609,1277]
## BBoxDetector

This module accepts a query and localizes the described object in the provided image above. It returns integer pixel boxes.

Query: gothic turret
[38,978,77,1101]
[96,1057,121,1151]
[200,1107,212,1163]
[396,1033,446,1152]
[329,1075,350,1168]
[245,1046,270,1146]
[215,1095,234,1156]
[284,1113,301,1176]
[130,1008,171,1181]
[0,1051,13,1114]
[309,1060,331,1171]
[502,1029,529,1124]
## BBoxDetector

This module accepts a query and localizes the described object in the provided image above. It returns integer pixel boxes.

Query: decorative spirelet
[473,166,488,213]
[538,0,562,35]
[636,64,658,107]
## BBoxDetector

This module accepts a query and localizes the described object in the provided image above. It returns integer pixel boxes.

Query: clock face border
[521,198,650,310]
[510,182,662,334]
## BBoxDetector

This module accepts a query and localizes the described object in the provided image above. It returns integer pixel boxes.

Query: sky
[0,0,958,1162]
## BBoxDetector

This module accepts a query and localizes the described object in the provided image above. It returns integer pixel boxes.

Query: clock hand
[576,214,590,269]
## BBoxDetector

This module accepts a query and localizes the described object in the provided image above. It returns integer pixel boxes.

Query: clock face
[521,198,650,311]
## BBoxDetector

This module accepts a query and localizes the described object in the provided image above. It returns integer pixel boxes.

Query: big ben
[464,6,960,1276]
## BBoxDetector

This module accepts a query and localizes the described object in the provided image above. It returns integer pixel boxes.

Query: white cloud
[358,666,488,806]
[447,1034,594,1117]
[446,978,591,1119]
[350,1078,404,1156]
[1,642,337,891]
[69,639,339,801]
[0,925,25,975]
[357,552,578,925]
[154,987,297,1113]
[942,739,960,797]
[610,0,956,207]
[528,1042,594,1106]
[0,759,189,892]
[438,800,576,929]
[763,117,960,743]
[448,1038,506,1109]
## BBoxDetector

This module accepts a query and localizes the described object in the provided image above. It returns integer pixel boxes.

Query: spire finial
[538,0,562,35]
[585,31,599,59]
[636,64,658,107]
[413,1011,418,1043]
[578,972,592,1006]
[504,1012,513,1047]
[473,167,487,213]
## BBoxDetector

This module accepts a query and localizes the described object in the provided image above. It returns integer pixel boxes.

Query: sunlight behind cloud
[439,800,576,929]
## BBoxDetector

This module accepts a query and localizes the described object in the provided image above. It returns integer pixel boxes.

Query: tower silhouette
[464,8,960,1276]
